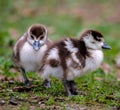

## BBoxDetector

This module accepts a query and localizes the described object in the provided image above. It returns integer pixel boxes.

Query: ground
[0,0,120,110]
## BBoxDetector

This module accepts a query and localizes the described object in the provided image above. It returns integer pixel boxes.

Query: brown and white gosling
[13,24,52,86]
[38,30,111,96]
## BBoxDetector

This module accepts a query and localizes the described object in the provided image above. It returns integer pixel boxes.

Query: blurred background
[0,0,120,108]
[0,0,120,73]
[0,0,120,58]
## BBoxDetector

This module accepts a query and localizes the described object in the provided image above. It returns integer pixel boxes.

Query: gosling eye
[30,35,34,39]
[91,41,95,44]
[40,35,44,40]
[97,39,101,42]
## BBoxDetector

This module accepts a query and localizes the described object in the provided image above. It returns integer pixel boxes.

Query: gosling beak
[102,42,111,50]
[33,41,41,51]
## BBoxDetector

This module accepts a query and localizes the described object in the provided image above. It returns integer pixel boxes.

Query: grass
[0,0,120,109]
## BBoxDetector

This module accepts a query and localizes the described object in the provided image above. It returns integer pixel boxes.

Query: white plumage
[13,24,52,86]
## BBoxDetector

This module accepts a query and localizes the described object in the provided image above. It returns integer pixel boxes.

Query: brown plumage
[39,30,111,96]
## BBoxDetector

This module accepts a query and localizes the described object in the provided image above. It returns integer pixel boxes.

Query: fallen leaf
[94,77,103,81]
[9,96,18,105]
[112,106,120,110]
[66,103,87,110]
[0,75,8,81]
[55,97,66,102]
[13,85,35,92]
[31,95,39,99]
[30,106,36,110]
[0,100,5,106]
[105,95,115,100]
[8,80,15,84]
[39,103,46,109]
[9,67,18,73]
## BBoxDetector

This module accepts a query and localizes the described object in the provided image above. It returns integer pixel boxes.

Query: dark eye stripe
[97,38,101,41]
[91,31,103,42]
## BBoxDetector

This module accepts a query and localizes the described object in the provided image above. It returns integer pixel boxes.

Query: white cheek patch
[40,40,45,45]
[97,42,103,49]
[100,42,104,47]
[84,34,104,50]
[47,48,59,60]
[64,38,78,53]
